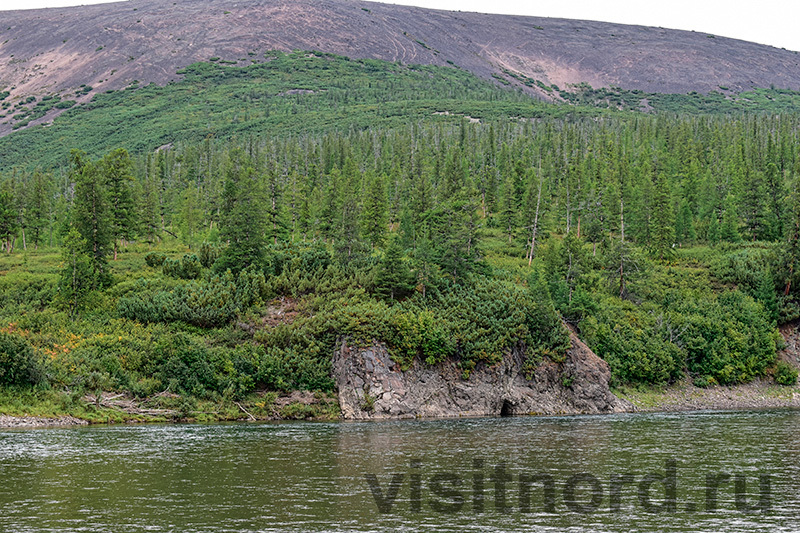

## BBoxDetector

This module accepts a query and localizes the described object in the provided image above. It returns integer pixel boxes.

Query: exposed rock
[333,332,632,420]
[779,319,800,371]
[3,0,800,139]
[0,415,88,429]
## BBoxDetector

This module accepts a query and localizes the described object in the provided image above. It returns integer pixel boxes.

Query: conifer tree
[360,172,388,249]
[605,238,641,299]
[707,215,721,245]
[11,176,28,250]
[754,270,779,323]
[26,171,51,250]
[782,173,800,297]
[138,169,161,243]
[674,200,696,246]
[720,195,741,243]
[740,167,766,240]
[216,150,267,273]
[375,236,415,301]
[498,175,517,244]
[264,170,289,245]
[102,148,137,259]
[764,162,785,238]
[178,187,203,245]
[649,172,675,259]
[70,150,112,287]
[411,228,438,298]
[334,158,366,262]
[0,182,17,253]
[57,227,95,319]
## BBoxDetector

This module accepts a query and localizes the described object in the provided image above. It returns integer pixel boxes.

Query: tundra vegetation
[0,51,797,421]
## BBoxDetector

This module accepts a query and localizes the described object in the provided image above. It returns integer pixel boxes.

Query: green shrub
[775,361,798,386]
[0,333,42,386]
[162,254,202,279]
[0,273,56,312]
[144,251,166,268]
[256,346,334,391]
[389,309,452,368]
[132,333,219,396]
[117,269,269,328]
[198,241,220,268]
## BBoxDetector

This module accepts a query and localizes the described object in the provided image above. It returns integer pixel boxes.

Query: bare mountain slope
[1,0,800,105]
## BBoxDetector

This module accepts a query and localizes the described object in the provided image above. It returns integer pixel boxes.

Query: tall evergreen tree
[720,195,741,243]
[375,236,415,301]
[102,148,137,259]
[264,170,289,245]
[605,238,641,299]
[26,171,51,250]
[782,173,800,297]
[674,200,696,246]
[0,182,17,253]
[57,228,95,320]
[649,172,675,259]
[498,175,517,244]
[70,150,112,287]
[216,149,267,273]
[360,172,388,249]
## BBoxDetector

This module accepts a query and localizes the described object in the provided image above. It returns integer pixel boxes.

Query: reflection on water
[0,410,798,532]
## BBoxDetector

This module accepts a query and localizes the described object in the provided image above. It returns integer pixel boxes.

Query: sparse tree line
[0,113,799,393]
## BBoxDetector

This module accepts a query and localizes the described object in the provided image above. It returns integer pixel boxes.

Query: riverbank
[0,415,89,429]
[1,379,798,429]
[0,389,341,428]
[616,378,800,412]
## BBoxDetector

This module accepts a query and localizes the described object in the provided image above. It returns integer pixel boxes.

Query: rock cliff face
[333,332,632,419]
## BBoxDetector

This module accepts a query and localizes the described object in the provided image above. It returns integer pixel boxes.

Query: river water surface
[1,409,799,532]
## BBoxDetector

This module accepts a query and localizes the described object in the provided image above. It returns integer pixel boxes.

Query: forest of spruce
[0,51,799,421]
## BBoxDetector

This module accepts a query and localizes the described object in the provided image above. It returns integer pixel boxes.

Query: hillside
[5,49,800,172]
[2,0,800,137]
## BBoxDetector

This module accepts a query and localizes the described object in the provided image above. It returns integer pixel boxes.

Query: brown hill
[1,0,800,105]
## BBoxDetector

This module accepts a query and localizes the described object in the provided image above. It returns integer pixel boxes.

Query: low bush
[0,332,42,386]
[775,361,798,386]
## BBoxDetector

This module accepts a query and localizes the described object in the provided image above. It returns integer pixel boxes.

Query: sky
[1,0,799,52]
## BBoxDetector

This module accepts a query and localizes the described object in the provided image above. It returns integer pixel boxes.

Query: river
[1,409,798,532]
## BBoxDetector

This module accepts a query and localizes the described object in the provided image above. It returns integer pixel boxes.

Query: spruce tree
[58,228,95,320]
[264,169,289,245]
[216,149,267,273]
[605,238,641,299]
[70,150,112,287]
[411,228,438,298]
[720,195,741,243]
[26,171,51,250]
[782,173,800,297]
[375,236,415,301]
[0,183,17,253]
[649,172,675,259]
[178,187,203,245]
[498,175,517,244]
[707,215,721,245]
[360,172,388,249]
[102,148,137,259]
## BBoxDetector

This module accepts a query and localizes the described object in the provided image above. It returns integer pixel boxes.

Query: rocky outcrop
[333,332,632,420]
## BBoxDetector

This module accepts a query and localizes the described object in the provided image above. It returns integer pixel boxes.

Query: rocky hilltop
[334,332,632,420]
[2,0,800,106]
